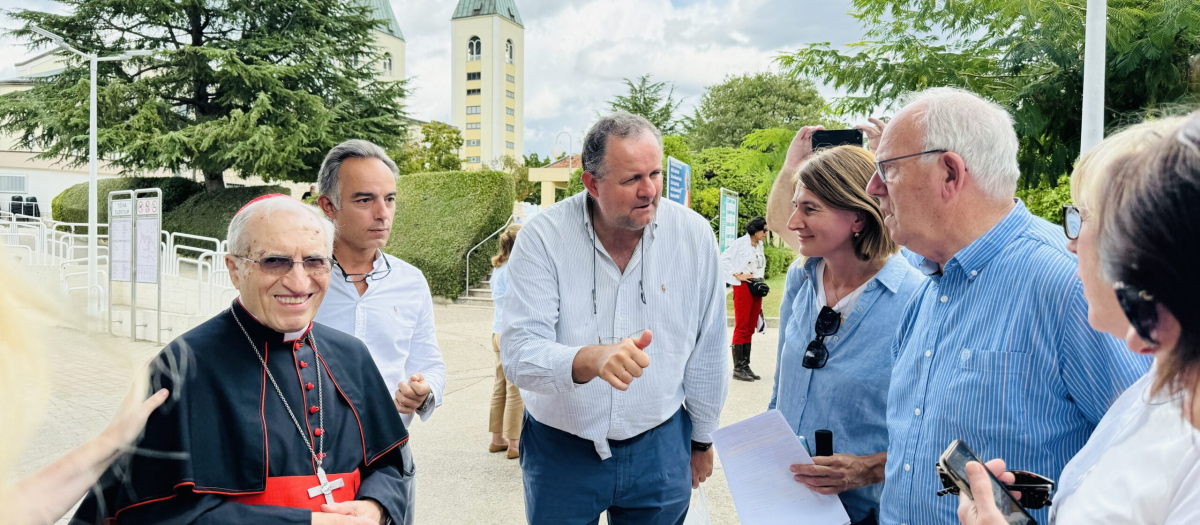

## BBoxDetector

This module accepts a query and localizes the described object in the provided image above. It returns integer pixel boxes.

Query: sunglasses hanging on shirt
[803,306,842,369]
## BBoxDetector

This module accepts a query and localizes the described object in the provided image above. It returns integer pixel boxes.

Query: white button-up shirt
[719,233,766,286]
[316,251,446,428]
[501,192,729,459]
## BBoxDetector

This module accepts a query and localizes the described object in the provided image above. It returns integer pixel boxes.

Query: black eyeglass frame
[1061,204,1083,240]
[1114,281,1160,346]
[334,249,393,283]
[234,254,333,275]
[874,149,948,183]
[802,306,842,369]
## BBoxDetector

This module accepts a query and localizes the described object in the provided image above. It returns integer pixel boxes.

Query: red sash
[226,468,361,511]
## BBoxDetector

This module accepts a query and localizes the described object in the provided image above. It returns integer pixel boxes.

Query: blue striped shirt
[879,201,1151,525]
[771,254,926,523]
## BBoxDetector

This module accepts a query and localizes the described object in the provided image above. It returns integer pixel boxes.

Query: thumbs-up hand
[393,372,431,414]
[572,330,652,391]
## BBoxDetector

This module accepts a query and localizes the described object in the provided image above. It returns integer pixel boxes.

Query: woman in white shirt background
[487,224,524,459]
[958,114,1200,525]
[722,216,768,382]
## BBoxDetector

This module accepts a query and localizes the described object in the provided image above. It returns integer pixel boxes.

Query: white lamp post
[29,25,151,319]
[1079,0,1107,154]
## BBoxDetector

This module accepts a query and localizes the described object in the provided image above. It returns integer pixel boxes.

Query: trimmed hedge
[51,177,203,231]
[387,170,514,299]
[764,243,797,280]
[162,186,292,248]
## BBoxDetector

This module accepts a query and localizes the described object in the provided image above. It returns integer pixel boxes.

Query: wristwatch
[691,440,713,452]
[417,392,434,413]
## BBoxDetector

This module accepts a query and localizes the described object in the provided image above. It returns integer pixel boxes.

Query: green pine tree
[0,0,410,191]
[606,74,684,135]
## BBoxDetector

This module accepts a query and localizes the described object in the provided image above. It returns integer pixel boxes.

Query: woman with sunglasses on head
[959,114,1200,525]
[765,136,926,525]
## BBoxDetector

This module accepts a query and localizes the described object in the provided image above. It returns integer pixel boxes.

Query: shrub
[51,177,203,232]
[764,243,797,279]
[1016,175,1071,223]
[387,170,514,299]
[162,186,292,249]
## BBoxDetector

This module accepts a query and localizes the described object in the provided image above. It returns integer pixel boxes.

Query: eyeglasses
[874,149,947,183]
[235,255,332,276]
[1061,204,1083,240]
[1114,281,1159,346]
[802,306,842,369]
[334,250,392,283]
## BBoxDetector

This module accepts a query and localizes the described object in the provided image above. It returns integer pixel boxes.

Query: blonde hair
[491,224,521,268]
[1071,116,1188,212]
[793,145,899,261]
[0,251,53,500]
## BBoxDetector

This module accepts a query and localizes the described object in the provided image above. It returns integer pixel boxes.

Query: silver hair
[904,87,1021,200]
[226,197,336,264]
[581,112,663,180]
[317,139,400,209]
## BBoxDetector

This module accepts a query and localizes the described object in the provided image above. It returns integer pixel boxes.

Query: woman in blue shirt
[766,134,925,525]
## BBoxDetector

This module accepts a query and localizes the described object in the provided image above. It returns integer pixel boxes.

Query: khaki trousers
[490,333,524,440]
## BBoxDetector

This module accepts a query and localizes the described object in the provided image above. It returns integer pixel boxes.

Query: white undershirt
[814,259,871,315]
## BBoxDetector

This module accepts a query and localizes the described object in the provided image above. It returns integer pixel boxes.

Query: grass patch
[726,272,788,319]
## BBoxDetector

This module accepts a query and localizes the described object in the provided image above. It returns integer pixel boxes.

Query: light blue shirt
[770,254,925,524]
[490,264,508,334]
[880,201,1151,525]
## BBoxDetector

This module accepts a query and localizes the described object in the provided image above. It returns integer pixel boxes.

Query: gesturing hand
[394,372,431,414]
[572,330,652,390]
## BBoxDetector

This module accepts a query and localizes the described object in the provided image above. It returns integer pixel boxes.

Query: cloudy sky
[1,0,867,158]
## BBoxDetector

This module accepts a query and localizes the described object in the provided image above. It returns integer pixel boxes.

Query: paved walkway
[21,305,780,524]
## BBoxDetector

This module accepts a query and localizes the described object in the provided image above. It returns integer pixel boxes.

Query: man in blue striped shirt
[865,87,1150,525]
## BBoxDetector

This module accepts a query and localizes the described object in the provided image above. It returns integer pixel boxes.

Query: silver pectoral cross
[307,466,345,505]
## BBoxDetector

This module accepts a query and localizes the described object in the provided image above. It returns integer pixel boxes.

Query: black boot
[744,343,761,380]
[731,344,754,382]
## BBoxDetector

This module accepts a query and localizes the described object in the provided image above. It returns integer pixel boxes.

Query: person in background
[765,141,925,525]
[865,87,1148,525]
[488,223,524,459]
[303,184,317,200]
[721,216,768,381]
[959,115,1200,525]
[0,252,168,525]
[315,139,445,524]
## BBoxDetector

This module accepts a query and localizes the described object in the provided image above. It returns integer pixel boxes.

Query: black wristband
[691,440,713,452]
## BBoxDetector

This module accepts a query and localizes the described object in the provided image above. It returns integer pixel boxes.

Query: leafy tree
[497,154,539,204]
[607,74,684,134]
[0,0,409,191]
[685,72,841,149]
[1016,175,1072,222]
[524,152,551,168]
[399,120,463,173]
[777,0,1200,189]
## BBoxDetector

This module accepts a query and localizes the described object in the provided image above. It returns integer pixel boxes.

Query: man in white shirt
[314,139,446,525]
[502,112,729,524]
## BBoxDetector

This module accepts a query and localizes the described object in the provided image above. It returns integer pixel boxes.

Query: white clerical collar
[283,329,306,341]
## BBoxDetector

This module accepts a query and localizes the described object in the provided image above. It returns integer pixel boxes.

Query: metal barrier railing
[464,215,515,298]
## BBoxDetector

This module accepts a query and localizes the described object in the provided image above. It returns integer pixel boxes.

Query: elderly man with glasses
[315,139,445,525]
[74,194,412,524]
[862,87,1150,525]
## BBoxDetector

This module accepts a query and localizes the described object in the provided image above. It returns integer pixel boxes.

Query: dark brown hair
[793,145,898,261]
[491,223,522,268]
[1099,112,1200,400]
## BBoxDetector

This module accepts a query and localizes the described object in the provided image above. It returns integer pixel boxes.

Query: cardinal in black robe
[72,195,411,524]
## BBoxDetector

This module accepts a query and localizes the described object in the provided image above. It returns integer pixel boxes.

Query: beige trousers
[489,333,524,440]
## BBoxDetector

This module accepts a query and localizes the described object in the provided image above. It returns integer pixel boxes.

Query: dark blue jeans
[519,408,693,525]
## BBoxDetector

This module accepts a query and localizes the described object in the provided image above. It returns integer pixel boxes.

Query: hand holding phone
[938,440,1035,525]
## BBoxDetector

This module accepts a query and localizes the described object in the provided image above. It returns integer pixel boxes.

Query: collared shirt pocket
[947,348,1032,442]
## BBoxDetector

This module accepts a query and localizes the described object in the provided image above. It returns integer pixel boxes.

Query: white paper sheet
[711,410,851,525]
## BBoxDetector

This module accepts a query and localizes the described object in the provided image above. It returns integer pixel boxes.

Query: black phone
[938,440,1037,525]
[811,129,865,150]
